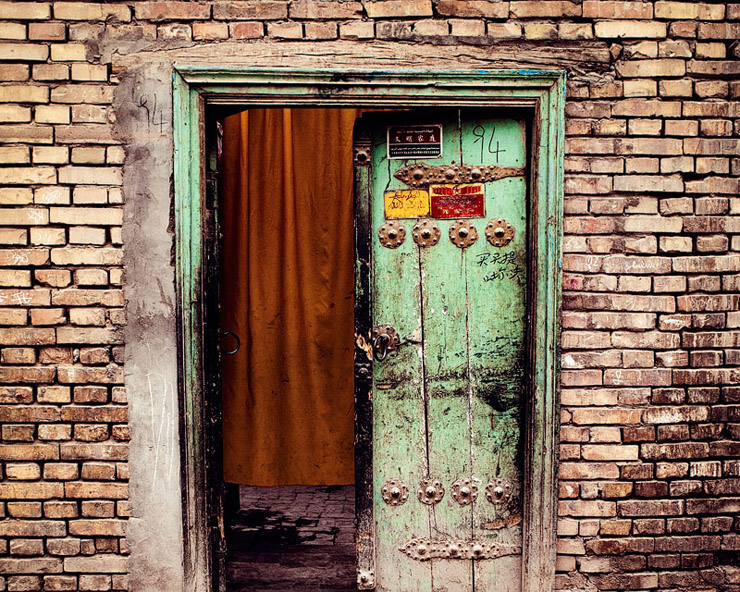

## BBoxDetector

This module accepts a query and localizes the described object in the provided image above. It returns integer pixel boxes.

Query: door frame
[172,67,565,592]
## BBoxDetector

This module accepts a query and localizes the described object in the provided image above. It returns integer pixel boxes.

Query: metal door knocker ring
[220,331,241,355]
[372,325,400,361]
[373,333,390,361]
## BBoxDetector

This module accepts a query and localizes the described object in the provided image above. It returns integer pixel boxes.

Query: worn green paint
[173,67,563,592]
[369,117,431,591]
[173,71,210,592]
[465,117,527,592]
[363,111,528,591]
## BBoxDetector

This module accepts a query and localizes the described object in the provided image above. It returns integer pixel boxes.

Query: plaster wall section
[115,61,183,592]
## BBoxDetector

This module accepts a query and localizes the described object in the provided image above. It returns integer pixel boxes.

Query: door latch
[371,325,400,361]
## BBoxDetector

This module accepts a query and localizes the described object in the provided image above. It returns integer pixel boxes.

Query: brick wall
[0,1,738,590]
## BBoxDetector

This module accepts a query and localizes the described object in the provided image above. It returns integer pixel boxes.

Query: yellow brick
[0,85,48,103]
[73,187,107,204]
[33,63,70,81]
[68,520,126,537]
[7,501,42,517]
[71,147,106,165]
[696,42,725,59]
[0,167,56,185]
[51,247,122,266]
[595,20,666,39]
[364,0,432,17]
[0,63,30,81]
[193,22,228,40]
[0,230,28,248]
[616,59,685,78]
[50,207,121,226]
[57,166,122,186]
[74,269,107,286]
[108,188,122,204]
[29,22,66,41]
[436,1,510,17]
[487,22,522,38]
[31,227,66,245]
[38,386,71,405]
[0,483,63,500]
[559,23,593,40]
[623,80,657,98]
[0,146,30,164]
[53,2,131,21]
[510,0,580,17]
[0,347,35,365]
[5,463,42,480]
[524,23,557,39]
[0,124,53,144]
[0,23,27,40]
[72,104,107,123]
[0,188,33,205]
[0,99,31,117]
[655,1,725,20]
[0,207,49,226]
[0,270,31,287]
[583,1,653,19]
[35,105,71,124]
[69,227,106,245]
[71,63,107,81]
[0,42,48,61]
[50,43,87,62]
[450,19,485,36]
[0,307,28,323]
[106,147,125,165]
[32,146,68,165]
[50,85,113,104]
[35,186,70,205]
[0,2,51,20]
[659,79,692,97]
[0,105,31,123]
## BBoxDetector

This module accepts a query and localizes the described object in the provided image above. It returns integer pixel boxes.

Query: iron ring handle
[221,331,241,355]
[373,334,390,362]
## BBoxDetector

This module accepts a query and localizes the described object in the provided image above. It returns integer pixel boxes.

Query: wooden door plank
[354,121,375,590]
[420,115,473,592]
[461,116,527,592]
[369,117,432,592]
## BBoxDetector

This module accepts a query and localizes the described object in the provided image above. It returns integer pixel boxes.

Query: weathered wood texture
[113,40,610,73]
[363,111,527,591]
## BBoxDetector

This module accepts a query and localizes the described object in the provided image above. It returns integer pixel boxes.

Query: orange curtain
[220,108,360,486]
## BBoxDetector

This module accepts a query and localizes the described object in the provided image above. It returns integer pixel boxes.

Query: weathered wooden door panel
[355,110,527,592]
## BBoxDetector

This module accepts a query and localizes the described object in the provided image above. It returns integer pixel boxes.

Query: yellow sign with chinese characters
[384,189,430,219]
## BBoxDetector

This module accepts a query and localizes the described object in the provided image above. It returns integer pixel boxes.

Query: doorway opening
[218,108,373,591]
[174,67,563,592]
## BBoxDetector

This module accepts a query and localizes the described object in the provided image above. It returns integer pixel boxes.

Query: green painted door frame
[172,67,565,592]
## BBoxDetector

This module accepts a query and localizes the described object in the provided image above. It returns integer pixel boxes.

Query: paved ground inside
[227,485,357,591]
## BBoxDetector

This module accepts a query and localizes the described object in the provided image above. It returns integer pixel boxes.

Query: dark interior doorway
[226,485,356,591]
[218,108,364,591]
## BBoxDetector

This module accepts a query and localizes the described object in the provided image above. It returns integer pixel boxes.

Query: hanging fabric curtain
[220,108,361,486]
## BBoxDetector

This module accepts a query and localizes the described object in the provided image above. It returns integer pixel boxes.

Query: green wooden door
[355,110,527,592]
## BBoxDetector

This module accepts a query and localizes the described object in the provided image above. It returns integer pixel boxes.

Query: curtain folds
[220,108,360,486]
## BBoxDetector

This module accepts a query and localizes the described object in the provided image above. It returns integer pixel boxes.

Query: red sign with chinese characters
[429,183,485,219]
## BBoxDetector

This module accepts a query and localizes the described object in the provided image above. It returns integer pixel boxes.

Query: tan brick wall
[0,1,738,590]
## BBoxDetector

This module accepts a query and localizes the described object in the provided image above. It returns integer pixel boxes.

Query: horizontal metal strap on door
[394,164,525,188]
[399,537,521,561]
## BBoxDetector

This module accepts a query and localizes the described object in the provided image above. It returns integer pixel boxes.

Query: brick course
[0,0,738,590]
